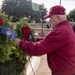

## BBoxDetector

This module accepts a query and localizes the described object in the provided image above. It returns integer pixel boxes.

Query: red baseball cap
[44,5,66,19]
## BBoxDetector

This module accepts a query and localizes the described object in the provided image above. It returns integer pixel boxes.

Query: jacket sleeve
[36,37,44,42]
[19,31,68,56]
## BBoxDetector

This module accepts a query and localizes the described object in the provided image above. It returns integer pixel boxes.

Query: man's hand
[14,38,21,46]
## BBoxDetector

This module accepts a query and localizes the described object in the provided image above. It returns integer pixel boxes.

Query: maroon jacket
[19,20,75,75]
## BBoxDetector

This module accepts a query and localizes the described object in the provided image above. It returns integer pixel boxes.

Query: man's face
[49,15,58,28]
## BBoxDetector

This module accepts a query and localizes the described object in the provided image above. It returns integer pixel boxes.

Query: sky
[32,0,75,15]
[0,0,3,9]
[0,0,3,5]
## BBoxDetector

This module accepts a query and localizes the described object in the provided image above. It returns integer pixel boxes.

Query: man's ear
[57,15,60,19]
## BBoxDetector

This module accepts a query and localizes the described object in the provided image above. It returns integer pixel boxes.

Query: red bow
[22,26,30,41]
[0,17,3,25]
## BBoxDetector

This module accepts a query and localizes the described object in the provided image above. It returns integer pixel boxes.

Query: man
[73,23,75,33]
[14,5,75,75]
[70,22,75,33]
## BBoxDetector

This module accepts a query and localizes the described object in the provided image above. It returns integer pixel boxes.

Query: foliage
[16,18,35,39]
[0,11,35,75]
[67,9,75,21]
[1,0,47,23]
[1,0,32,22]
[0,11,15,62]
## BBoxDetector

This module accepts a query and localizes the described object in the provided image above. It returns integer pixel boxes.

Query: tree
[2,0,33,22]
[31,3,47,23]
[1,0,47,23]
[39,4,47,23]
[67,9,75,21]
